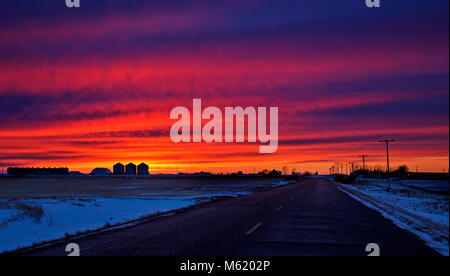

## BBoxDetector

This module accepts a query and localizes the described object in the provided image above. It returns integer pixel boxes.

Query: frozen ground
[0,176,289,253]
[338,178,449,256]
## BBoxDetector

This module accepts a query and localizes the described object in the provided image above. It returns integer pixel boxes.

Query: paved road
[22,178,439,256]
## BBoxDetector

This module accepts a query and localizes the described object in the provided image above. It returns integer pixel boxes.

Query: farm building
[125,163,137,175]
[113,163,125,175]
[90,168,112,175]
[138,163,149,175]
[7,167,69,176]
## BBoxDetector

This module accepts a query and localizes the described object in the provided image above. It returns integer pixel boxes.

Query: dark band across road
[21,178,440,256]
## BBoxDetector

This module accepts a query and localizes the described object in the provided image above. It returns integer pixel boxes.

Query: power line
[359,155,369,171]
[379,139,395,192]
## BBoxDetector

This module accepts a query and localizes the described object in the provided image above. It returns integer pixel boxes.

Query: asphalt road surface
[21,178,440,256]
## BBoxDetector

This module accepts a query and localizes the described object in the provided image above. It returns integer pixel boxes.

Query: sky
[0,0,448,174]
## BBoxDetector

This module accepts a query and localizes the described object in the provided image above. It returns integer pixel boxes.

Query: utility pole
[359,155,369,171]
[379,139,395,192]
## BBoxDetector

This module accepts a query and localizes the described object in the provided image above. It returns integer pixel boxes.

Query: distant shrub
[303,171,312,177]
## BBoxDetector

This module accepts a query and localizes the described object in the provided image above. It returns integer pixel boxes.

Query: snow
[0,197,199,253]
[0,177,293,253]
[396,179,449,193]
[337,179,449,256]
[272,180,298,186]
[357,178,448,193]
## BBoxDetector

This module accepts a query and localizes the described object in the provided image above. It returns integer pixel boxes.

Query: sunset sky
[0,0,448,174]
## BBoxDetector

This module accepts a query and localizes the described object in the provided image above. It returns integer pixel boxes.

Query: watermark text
[170,99,278,153]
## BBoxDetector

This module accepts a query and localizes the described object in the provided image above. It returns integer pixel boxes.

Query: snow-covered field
[0,197,200,253]
[337,179,449,256]
[0,176,287,253]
